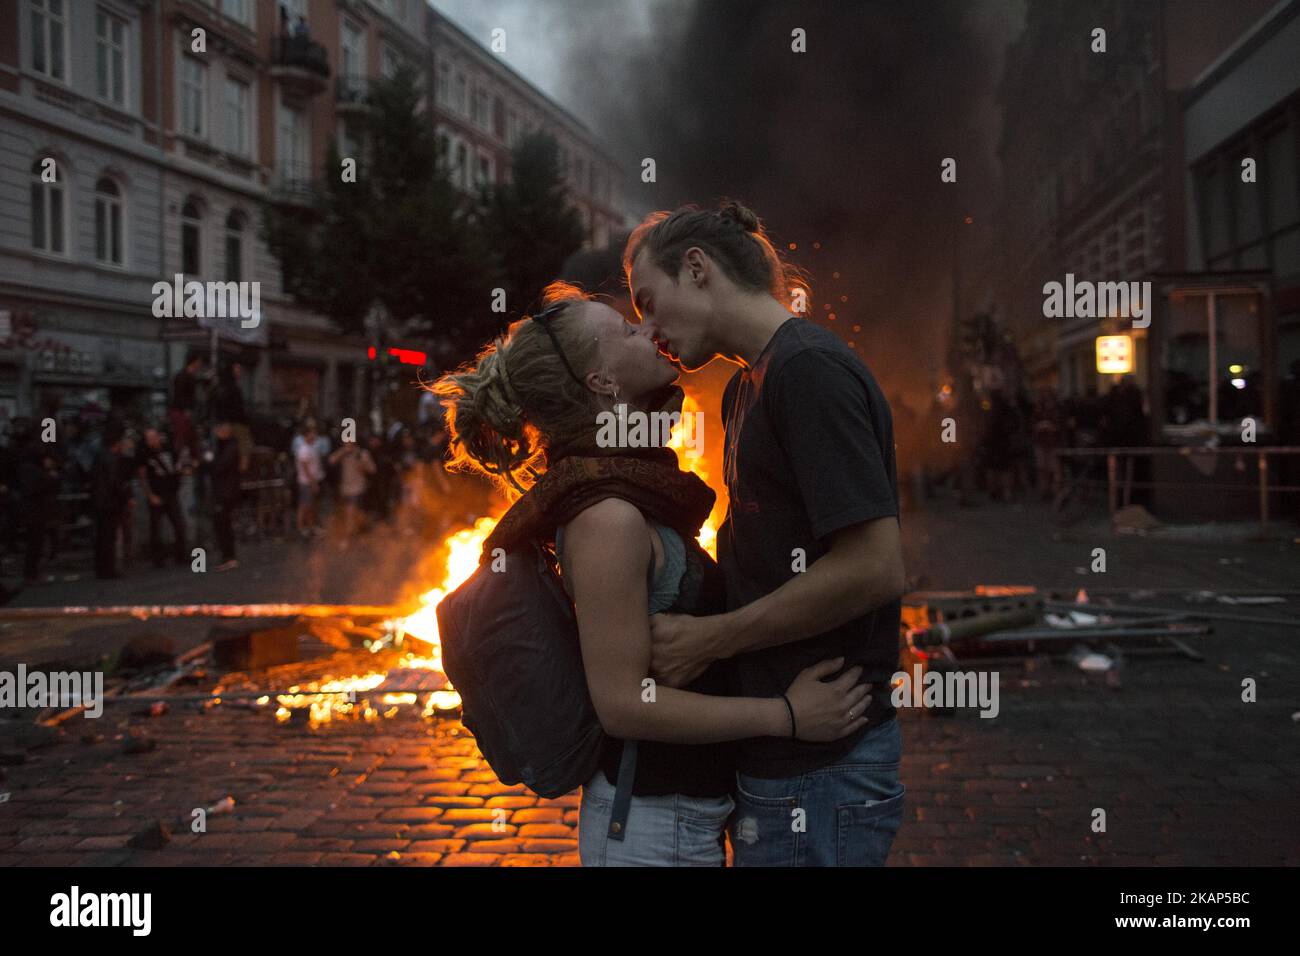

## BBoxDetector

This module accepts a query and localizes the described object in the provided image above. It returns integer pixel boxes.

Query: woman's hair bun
[718,199,760,233]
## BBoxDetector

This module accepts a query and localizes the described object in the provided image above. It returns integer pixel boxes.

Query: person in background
[293,419,328,540]
[212,362,251,473]
[170,353,206,462]
[90,422,130,579]
[117,429,139,563]
[20,436,61,585]
[328,438,376,541]
[211,421,241,572]
[363,432,394,524]
[1031,387,1063,500]
[137,426,187,568]
[0,422,19,568]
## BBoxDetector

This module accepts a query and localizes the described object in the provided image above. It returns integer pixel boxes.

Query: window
[341,19,365,78]
[29,157,66,255]
[221,0,251,26]
[339,119,363,163]
[224,210,245,282]
[224,77,250,156]
[437,62,451,106]
[95,8,127,106]
[1264,123,1300,279]
[1162,291,1265,430]
[181,199,202,275]
[94,177,124,266]
[30,0,67,82]
[455,72,467,116]
[180,56,207,138]
[277,100,307,179]
[454,142,467,189]
[476,153,492,187]
[381,44,400,79]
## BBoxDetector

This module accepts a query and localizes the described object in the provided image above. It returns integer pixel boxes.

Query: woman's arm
[565,498,870,745]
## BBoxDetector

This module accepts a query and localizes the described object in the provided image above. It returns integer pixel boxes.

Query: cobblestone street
[2,500,1298,866]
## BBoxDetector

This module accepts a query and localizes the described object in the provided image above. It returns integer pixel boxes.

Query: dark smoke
[554,0,1022,408]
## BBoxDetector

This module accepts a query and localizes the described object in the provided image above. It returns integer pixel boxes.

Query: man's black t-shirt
[719,317,900,778]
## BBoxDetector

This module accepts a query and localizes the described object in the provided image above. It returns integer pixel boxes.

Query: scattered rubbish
[1067,645,1114,673]
[906,607,1040,648]
[1075,588,1089,604]
[119,634,178,672]
[206,796,236,815]
[1217,595,1285,605]
[132,701,169,718]
[1184,590,1217,603]
[1292,712,1300,723]
[1217,557,1245,566]
[211,620,301,670]
[1045,611,1100,629]
[79,732,104,745]
[1113,504,1161,532]
[1049,599,1298,629]
[121,734,156,755]
[985,624,1209,642]
[127,820,171,850]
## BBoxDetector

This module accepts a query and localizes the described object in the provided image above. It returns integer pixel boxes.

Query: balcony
[336,74,372,114]
[271,161,318,206]
[270,35,330,97]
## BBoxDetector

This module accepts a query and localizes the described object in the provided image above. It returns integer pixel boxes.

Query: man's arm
[715,514,902,657]
[649,517,903,684]
[651,348,903,685]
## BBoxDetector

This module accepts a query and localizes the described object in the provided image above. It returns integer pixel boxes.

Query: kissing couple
[435,200,905,866]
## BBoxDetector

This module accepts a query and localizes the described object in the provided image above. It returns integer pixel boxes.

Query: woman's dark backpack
[436,540,607,799]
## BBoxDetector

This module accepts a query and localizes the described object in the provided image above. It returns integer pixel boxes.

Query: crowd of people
[896,376,1150,508]
[0,353,469,590]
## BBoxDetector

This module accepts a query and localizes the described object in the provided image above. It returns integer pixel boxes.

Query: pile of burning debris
[13,516,501,731]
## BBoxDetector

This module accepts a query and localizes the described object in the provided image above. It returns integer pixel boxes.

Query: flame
[393,515,500,711]
[667,393,721,557]
[256,515,498,726]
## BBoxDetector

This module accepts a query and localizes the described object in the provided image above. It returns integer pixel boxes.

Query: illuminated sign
[1095,335,1133,374]
[367,346,428,366]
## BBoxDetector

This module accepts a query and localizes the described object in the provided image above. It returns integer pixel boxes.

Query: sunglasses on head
[532,302,588,390]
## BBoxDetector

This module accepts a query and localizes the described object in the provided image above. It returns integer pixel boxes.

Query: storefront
[0,306,167,424]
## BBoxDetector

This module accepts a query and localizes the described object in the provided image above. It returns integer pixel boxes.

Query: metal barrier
[1055,446,1300,528]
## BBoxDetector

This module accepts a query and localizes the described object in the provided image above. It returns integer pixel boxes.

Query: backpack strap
[607,739,638,841]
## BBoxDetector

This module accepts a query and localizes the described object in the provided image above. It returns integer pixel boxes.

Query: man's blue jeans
[731,716,904,866]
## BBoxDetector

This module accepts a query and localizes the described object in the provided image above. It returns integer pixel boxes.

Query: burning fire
[668,393,721,557]
[393,514,501,713]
